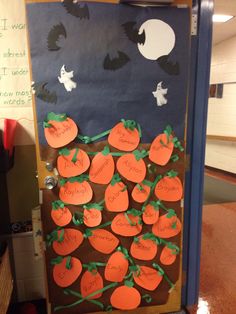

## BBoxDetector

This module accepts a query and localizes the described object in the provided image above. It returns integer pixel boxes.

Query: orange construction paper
[154,176,183,202]
[83,208,102,228]
[131,183,151,203]
[105,181,129,212]
[108,122,140,152]
[88,229,119,254]
[53,257,82,288]
[51,206,72,227]
[110,286,141,310]
[160,246,177,265]
[53,229,84,256]
[57,148,90,178]
[89,153,115,184]
[152,214,182,238]
[130,235,158,261]
[59,181,93,205]
[111,213,142,237]
[80,270,104,300]
[116,154,146,183]
[105,251,129,283]
[44,118,78,148]
[142,204,159,225]
[133,266,163,291]
[149,133,174,166]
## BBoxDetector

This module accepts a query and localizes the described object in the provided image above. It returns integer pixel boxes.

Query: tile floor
[188,202,236,314]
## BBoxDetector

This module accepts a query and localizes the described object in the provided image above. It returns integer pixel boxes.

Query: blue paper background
[27,2,190,146]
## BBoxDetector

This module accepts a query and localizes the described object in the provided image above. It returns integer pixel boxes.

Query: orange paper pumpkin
[152,213,181,238]
[52,228,84,256]
[53,256,82,288]
[105,251,129,282]
[110,286,141,310]
[117,152,146,183]
[154,173,183,202]
[57,148,90,178]
[105,175,129,212]
[142,202,159,225]
[133,266,163,291]
[88,229,119,254]
[130,235,158,261]
[111,213,142,237]
[59,177,93,205]
[89,149,115,184]
[80,270,104,299]
[51,201,72,227]
[131,182,151,203]
[83,208,102,228]
[149,133,174,166]
[108,120,140,151]
[44,113,78,148]
[160,245,179,265]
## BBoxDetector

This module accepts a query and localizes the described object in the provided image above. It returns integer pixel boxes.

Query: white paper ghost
[152,81,168,107]
[58,65,77,92]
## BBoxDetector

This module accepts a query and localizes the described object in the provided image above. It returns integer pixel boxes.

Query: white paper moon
[138,19,176,60]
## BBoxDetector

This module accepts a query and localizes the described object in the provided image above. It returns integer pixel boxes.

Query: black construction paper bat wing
[47,23,67,51]
[103,51,130,71]
[157,55,180,75]
[62,0,89,19]
[122,21,145,45]
[32,82,57,104]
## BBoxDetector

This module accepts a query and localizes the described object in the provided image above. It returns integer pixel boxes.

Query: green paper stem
[170,154,179,162]
[110,173,121,186]
[124,213,136,226]
[60,174,89,186]
[50,256,63,265]
[59,148,71,156]
[82,262,107,273]
[163,125,173,144]
[172,137,184,152]
[72,212,84,226]
[78,129,112,144]
[142,174,162,213]
[46,227,64,246]
[54,283,118,312]
[133,149,149,161]
[83,202,104,211]
[52,200,65,210]
[166,170,178,178]
[142,294,152,304]
[84,221,112,238]
[44,112,67,128]
[152,263,175,290]
[116,246,135,265]
[101,145,110,156]
[71,148,79,163]
[66,256,72,270]
[87,151,126,157]
[142,233,180,252]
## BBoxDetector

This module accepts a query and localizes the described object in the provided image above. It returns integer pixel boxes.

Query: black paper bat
[103,51,130,71]
[62,0,89,19]
[157,55,180,75]
[32,82,57,104]
[47,23,67,51]
[122,21,145,45]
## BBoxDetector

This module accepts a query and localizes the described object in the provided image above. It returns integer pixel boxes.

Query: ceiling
[213,0,236,44]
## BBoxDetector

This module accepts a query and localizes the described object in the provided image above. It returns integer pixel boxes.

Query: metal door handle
[44,176,58,190]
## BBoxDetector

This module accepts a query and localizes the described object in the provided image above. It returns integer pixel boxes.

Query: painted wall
[0,0,38,224]
[205,35,236,174]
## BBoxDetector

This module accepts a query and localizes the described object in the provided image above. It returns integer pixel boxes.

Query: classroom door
[26,1,191,313]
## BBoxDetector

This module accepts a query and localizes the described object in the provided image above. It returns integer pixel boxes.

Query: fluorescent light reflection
[197,297,210,314]
[213,14,234,23]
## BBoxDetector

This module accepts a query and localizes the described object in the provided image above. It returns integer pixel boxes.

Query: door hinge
[191,14,198,36]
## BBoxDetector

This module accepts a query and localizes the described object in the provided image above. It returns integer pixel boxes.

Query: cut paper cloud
[58,65,77,92]
[152,81,168,107]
